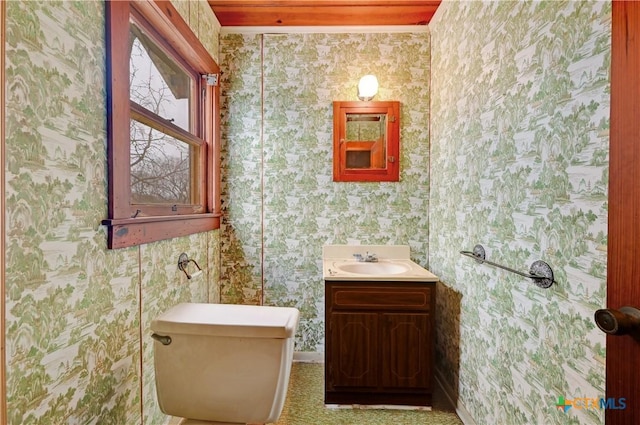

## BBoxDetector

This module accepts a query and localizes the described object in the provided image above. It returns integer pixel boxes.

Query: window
[103,0,221,249]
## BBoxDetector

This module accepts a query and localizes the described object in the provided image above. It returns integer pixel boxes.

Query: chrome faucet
[353,252,378,262]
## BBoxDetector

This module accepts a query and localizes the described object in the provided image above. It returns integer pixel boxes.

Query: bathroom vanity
[322,245,438,407]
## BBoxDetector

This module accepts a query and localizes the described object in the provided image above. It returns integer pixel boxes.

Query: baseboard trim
[293,351,324,363]
[434,368,477,425]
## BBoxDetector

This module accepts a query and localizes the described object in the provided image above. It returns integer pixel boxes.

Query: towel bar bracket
[460,244,554,289]
[529,260,554,289]
[471,244,486,263]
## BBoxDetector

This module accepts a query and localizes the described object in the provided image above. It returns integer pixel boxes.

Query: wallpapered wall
[219,31,431,351]
[429,1,610,425]
[4,0,612,424]
[4,1,220,424]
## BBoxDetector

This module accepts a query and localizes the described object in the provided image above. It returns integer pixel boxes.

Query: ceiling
[208,1,442,27]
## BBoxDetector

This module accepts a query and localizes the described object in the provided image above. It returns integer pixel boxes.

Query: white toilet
[150,303,300,425]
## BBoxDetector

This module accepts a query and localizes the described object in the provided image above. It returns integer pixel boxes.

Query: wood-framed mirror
[333,101,400,182]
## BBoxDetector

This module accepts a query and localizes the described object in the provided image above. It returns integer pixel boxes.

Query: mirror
[333,101,400,182]
[345,113,386,169]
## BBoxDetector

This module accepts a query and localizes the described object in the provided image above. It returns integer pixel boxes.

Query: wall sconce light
[357,75,379,101]
[178,252,203,279]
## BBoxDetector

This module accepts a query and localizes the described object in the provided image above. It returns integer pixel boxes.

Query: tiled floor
[167,362,464,425]
[271,362,463,425]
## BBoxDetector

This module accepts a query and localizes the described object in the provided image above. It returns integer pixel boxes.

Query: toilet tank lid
[150,303,300,339]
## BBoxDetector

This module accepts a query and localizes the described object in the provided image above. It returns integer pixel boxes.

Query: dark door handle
[594,307,640,336]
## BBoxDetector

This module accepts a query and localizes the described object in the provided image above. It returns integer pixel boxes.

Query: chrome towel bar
[460,244,555,289]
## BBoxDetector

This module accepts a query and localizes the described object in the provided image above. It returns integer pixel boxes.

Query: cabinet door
[381,313,431,390]
[332,101,400,182]
[328,312,379,389]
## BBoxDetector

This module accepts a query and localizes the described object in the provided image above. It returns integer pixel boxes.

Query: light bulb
[358,75,379,101]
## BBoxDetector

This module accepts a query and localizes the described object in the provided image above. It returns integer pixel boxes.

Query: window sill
[102,213,221,249]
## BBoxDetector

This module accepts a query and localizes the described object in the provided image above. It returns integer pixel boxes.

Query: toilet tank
[151,303,300,423]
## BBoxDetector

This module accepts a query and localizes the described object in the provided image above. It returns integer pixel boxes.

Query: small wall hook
[178,253,203,279]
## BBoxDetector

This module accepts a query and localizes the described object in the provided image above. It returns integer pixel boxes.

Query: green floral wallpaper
[4,1,220,424]
[4,0,612,423]
[429,1,610,425]
[219,31,431,351]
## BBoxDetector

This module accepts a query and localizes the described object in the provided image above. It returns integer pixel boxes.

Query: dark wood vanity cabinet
[324,281,435,406]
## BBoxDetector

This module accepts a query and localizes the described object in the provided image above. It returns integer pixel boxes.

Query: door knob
[594,306,640,336]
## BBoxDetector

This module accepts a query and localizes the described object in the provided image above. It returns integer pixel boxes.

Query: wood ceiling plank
[209,1,439,6]
[208,1,441,26]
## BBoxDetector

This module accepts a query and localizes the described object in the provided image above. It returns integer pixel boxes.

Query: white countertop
[322,245,439,282]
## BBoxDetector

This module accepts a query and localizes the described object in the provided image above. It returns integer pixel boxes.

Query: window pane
[129,21,192,132]
[130,119,195,205]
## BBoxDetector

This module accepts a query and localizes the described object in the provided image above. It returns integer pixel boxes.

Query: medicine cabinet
[332,101,400,182]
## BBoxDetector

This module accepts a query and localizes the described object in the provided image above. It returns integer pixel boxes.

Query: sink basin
[323,245,439,282]
[335,262,410,275]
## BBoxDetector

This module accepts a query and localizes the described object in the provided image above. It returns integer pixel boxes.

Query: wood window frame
[103,0,221,249]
